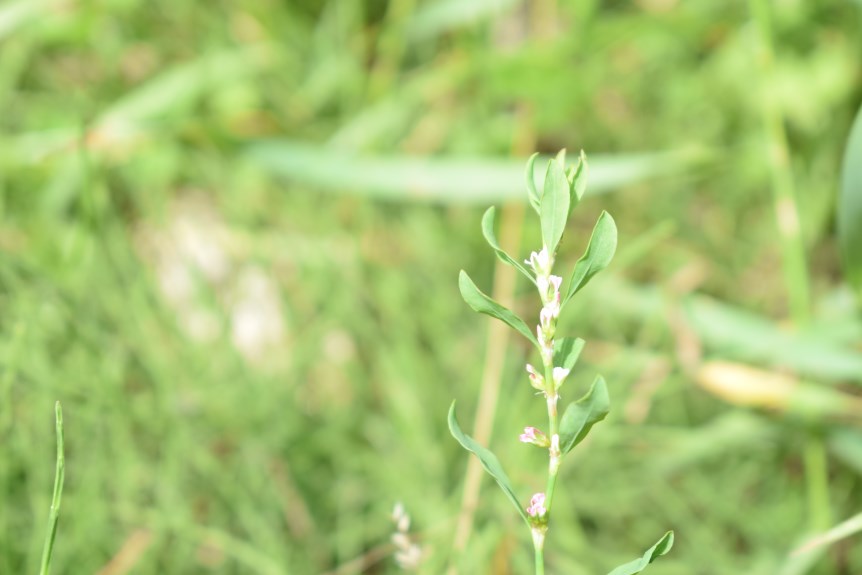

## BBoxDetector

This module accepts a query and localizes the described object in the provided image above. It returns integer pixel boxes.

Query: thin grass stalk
[749,0,811,324]
[749,0,831,533]
[39,401,65,575]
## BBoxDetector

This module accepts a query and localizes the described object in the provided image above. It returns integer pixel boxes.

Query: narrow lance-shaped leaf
[448,402,530,525]
[564,211,617,305]
[540,157,571,255]
[481,207,536,285]
[459,270,538,346]
[558,375,610,455]
[555,337,586,372]
[525,152,541,214]
[569,151,588,205]
[606,531,674,575]
[839,103,862,297]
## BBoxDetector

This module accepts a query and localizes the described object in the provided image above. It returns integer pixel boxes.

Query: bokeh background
[3,0,862,574]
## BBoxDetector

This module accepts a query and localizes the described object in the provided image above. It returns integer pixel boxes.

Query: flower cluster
[391,502,422,570]
[519,426,550,447]
[522,248,571,400]
[526,493,547,518]
[526,249,564,366]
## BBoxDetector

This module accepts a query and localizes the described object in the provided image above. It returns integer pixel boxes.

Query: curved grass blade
[448,402,530,525]
[481,207,536,285]
[839,103,862,297]
[606,531,674,575]
[458,270,538,346]
[564,211,617,305]
[558,375,610,455]
[39,401,65,575]
[793,512,862,557]
[243,141,707,205]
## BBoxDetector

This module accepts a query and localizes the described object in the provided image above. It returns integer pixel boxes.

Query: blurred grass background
[2,0,862,574]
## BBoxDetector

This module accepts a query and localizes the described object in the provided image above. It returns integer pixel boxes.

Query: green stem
[804,434,832,530]
[749,0,810,324]
[750,0,830,533]
[39,401,65,575]
[532,527,546,575]
[543,361,560,512]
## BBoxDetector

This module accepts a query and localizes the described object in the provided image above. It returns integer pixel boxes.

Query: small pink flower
[519,426,550,447]
[519,427,538,443]
[548,275,563,294]
[525,364,544,390]
[527,493,547,517]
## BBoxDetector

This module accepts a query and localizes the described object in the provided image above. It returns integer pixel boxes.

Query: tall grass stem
[750,0,830,533]
[38,401,65,575]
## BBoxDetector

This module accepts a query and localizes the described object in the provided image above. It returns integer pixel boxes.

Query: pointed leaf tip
[448,401,530,525]
[481,207,536,285]
[571,151,589,203]
[526,152,541,214]
[558,375,610,455]
[458,270,538,346]
[606,531,674,575]
[564,211,617,305]
[540,157,571,255]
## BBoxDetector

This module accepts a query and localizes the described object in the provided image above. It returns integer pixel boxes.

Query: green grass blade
[793,513,862,557]
[839,103,862,298]
[243,141,706,204]
[601,278,862,383]
[38,401,65,575]
[99,45,271,127]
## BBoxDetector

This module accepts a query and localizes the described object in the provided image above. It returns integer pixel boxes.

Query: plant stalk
[543,360,561,512]
[532,527,546,575]
[39,401,65,575]
[749,0,831,532]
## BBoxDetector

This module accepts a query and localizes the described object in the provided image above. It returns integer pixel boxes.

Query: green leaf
[558,375,610,455]
[839,103,862,298]
[564,211,617,305]
[570,151,588,204]
[555,337,586,372]
[242,141,706,205]
[448,402,530,525]
[481,207,536,285]
[606,531,674,575]
[525,152,541,214]
[540,157,571,255]
[458,270,538,346]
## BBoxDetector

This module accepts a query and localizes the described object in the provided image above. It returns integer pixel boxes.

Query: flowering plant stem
[450,150,673,575]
